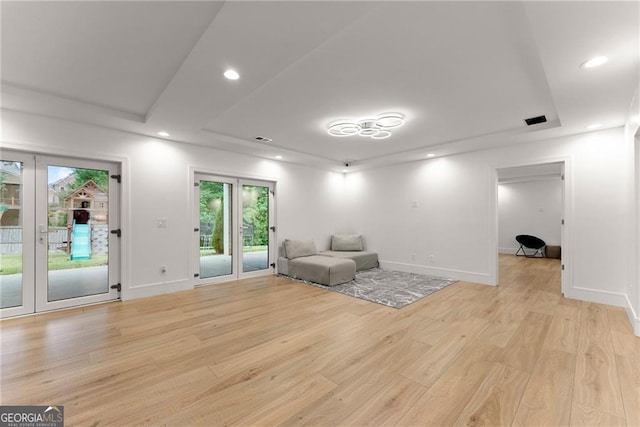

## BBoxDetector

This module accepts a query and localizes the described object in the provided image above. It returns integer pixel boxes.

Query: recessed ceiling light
[157,131,170,137]
[275,155,283,160]
[586,123,603,130]
[224,69,240,80]
[426,153,435,158]
[580,56,609,69]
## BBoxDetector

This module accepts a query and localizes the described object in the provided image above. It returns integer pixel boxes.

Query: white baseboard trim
[123,279,194,300]
[379,260,494,285]
[624,294,640,337]
[563,285,628,309]
[498,247,517,254]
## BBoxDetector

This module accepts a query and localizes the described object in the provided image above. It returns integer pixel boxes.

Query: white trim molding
[624,294,640,336]
[379,260,494,286]
[124,279,193,300]
[563,286,628,309]
[565,286,640,335]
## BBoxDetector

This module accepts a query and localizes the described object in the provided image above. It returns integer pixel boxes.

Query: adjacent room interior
[497,162,564,294]
[1,1,639,425]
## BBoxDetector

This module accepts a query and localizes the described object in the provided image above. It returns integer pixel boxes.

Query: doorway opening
[496,161,566,295]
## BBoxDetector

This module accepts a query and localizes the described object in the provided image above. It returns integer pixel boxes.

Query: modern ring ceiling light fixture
[327,113,405,140]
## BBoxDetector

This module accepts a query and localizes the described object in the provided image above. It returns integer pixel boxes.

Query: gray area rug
[291,268,457,309]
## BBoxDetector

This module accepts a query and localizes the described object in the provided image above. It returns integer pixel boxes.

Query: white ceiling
[1,1,638,172]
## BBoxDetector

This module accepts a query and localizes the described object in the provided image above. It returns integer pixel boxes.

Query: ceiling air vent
[255,136,272,143]
[524,115,547,126]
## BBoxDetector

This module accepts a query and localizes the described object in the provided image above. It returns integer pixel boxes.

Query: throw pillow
[284,239,318,259]
[331,234,363,251]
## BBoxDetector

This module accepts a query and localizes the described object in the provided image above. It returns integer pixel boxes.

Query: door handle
[39,224,47,243]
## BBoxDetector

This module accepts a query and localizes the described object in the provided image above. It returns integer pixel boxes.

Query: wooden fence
[1,227,89,254]
[0,226,23,254]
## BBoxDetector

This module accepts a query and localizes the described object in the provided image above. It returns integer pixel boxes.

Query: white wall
[345,154,495,284]
[346,127,634,309]
[1,110,346,299]
[2,110,637,332]
[498,179,562,254]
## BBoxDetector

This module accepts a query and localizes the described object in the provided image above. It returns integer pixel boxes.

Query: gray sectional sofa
[278,235,379,286]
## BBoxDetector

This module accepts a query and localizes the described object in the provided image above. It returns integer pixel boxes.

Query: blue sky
[48,166,74,185]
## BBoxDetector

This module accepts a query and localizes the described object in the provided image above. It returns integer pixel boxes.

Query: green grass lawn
[1,245,266,274]
[0,252,108,275]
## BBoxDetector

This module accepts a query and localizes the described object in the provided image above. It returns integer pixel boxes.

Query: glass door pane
[198,179,233,279]
[0,152,35,318]
[35,156,119,313]
[0,160,25,309]
[241,184,270,273]
[46,165,111,301]
[1,153,119,318]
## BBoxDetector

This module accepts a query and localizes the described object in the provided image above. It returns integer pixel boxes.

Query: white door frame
[492,158,572,295]
[194,174,238,284]
[35,155,121,312]
[193,173,276,285]
[0,151,36,318]
[0,151,121,318]
[238,179,276,280]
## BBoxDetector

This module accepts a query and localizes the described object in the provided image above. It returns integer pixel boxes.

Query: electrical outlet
[428,254,435,264]
[161,265,167,273]
[157,218,168,228]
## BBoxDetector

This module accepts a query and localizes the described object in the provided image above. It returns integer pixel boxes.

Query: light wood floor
[1,255,639,426]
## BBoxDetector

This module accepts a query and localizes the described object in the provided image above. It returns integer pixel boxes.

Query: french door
[0,151,120,318]
[194,174,275,283]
